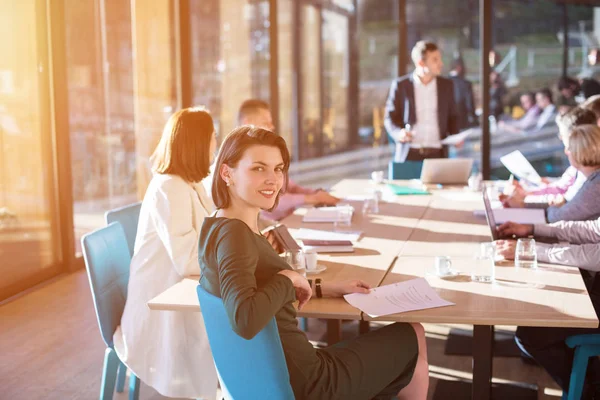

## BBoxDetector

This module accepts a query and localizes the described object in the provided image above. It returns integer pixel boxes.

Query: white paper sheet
[302,206,354,223]
[500,150,542,185]
[343,278,454,318]
[293,228,362,242]
[492,208,547,224]
[440,128,474,145]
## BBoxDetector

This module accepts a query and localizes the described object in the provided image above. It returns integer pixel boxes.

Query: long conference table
[147,179,598,400]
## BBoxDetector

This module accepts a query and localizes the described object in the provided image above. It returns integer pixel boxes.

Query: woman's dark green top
[198,217,319,398]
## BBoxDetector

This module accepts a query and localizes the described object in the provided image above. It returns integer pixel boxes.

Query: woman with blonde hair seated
[543,124,600,222]
[113,107,218,399]
[199,126,429,400]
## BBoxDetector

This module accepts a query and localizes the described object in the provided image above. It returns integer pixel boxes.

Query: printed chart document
[500,150,542,185]
[344,278,454,318]
[440,128,473,145]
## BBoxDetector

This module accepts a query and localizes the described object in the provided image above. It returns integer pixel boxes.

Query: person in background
[494,218,600,399]
[583,94,600,125]
[544,124,600,222]
[448,57,477,131]
[498,92,540,133]
[556,76,581,115]
[500,107,597,208]
[200,125,429,400]
[581,48,600,99]
[489,70,507,120]
[532,88,558,131]
[114,108,218,399]
[384,40,459,161]
[236,99,340,220]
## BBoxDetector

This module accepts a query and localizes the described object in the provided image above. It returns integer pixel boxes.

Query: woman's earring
[226,180,231,187]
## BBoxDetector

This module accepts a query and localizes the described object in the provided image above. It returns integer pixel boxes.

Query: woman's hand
[321,280,371,298]
[496,240,517,260]
[498,185,526,208]
[497,221,533,238]
[548,194,566,207]
[305,190,340,206]
[277,270,312,309]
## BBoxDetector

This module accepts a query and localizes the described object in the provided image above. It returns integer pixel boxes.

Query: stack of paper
[293,228,362,242]
[302,206,354,223]
[344,278,454,318]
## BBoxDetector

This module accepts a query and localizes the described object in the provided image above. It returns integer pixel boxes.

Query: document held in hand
[500,150,542,185]
[343,278,454,318]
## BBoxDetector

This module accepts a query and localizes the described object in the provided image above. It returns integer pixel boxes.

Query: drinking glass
[515,238,537,269]
[285,250,306,277]
[471,242,496,282]
[371,170,385,184]
[362,194,379,215]
[333,204,353,229]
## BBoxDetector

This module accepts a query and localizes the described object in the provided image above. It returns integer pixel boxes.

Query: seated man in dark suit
[384,40,459,161]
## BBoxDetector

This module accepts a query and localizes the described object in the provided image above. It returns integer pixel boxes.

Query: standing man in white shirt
[384,41,459,161]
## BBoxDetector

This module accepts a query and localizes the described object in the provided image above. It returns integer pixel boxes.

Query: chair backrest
[388,160,423,180]
[82,222,132,348]
[196,285,295,400]
[105,202,142,256]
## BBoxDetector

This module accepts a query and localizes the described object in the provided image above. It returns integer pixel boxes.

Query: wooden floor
[0,270,563,400]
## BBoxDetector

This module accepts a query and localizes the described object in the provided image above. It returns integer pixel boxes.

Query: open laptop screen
[482,184,499,240]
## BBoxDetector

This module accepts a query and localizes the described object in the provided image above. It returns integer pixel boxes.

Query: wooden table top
[369,256,598,328]
[147,179,598,329]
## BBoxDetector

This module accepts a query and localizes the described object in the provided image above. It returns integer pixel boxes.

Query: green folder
[386,183,430,196]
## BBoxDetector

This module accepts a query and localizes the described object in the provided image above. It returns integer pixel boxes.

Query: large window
[0,1,62,299]
[65,0,178,253]
[190,0,271,140]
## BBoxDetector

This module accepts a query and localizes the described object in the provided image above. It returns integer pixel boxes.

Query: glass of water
[285,250,306,277]
[471,242,496,283]
[362,194,379,215]
[515,238,537,269]
[334,204,353,229]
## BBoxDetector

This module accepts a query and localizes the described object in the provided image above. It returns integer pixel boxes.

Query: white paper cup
[304,251,318,271]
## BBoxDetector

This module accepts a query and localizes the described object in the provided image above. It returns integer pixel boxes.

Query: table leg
[359,320,370,334]
[472,325,494,400]
[327,320,342,345]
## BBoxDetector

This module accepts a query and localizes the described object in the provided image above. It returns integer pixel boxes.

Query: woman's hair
[212,125,290,211]
[151,107,214,183]
[564,124,600,167]
[556,107,597,138]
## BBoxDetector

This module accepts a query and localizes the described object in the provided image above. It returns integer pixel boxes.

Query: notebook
[301,239,354,253]
[386,184,430,196]
[262,224,301,252]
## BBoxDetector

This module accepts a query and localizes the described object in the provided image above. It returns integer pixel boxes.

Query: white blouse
[113,174,218,399]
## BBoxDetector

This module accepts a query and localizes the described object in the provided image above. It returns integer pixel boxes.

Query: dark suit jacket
[449,75,477,131]
[384,74,459,158]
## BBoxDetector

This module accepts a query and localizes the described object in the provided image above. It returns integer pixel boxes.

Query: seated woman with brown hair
[114,107,218,399]
[198,125,429,400]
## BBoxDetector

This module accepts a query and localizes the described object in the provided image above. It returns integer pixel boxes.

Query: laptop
[420,158,473,184]
[482,184,547,240]
[482,184,500,240]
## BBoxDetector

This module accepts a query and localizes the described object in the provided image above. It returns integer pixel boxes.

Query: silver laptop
[420,158,473,184]
[482,183,499,240]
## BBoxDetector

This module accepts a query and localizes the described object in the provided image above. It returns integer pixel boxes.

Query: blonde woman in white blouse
[113,107,218,399]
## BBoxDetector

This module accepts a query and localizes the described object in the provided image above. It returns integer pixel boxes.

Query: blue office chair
[562,334,600,400]
[388,160,423,180]
[196,285,295,400]
[82,222,140,400]
[105,202,142,256]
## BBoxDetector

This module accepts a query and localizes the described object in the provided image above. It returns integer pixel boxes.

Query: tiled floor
[0,271,562,399]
